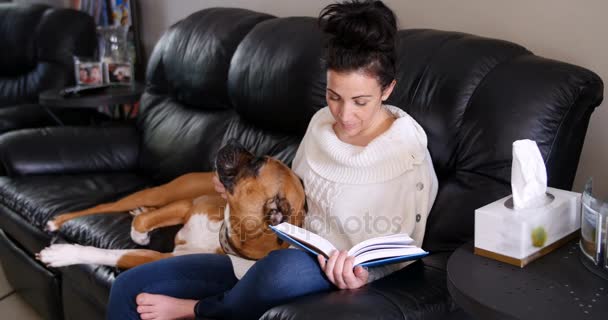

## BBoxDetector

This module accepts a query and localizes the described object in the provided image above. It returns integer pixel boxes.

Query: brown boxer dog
[36,140,306,269]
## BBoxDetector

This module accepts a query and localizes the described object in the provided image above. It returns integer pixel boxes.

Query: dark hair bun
[318,1,398,89]
[319,0,397,53]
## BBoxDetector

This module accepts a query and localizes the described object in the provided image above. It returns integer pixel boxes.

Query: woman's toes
[136,293,152,305]
[134,293,196,319]
[139,312,157,320]
[137,305,155,313]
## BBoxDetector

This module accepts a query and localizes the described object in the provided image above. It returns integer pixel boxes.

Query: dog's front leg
[130,200,193,245]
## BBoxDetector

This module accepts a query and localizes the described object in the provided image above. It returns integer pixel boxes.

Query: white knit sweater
[228,105,438,283]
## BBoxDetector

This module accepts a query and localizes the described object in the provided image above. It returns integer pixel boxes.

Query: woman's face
[326,69,395,139]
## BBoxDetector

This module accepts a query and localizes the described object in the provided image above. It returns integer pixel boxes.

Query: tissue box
[474,187,581,267]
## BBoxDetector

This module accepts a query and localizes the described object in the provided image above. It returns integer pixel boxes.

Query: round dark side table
[447,240,608,320]
[39,83,144,124]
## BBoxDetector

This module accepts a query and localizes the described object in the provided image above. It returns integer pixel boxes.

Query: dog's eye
[268,209,279,216]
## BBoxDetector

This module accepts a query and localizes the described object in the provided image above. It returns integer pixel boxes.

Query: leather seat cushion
[0,173,161,254]
[262,253,456,320]
[0,104,109,134]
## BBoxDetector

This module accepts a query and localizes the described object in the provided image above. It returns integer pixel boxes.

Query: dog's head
[216,139,306,258]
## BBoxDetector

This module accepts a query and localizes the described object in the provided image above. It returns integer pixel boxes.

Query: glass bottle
[580,178,608,278]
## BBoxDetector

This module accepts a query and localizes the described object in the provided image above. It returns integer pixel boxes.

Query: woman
[107,1,438,319]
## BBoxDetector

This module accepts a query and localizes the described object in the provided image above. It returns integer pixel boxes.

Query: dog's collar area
[219,220,243,258]
[220,205,253,259]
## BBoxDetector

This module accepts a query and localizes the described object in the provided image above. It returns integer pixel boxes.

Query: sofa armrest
[0,125,140,177]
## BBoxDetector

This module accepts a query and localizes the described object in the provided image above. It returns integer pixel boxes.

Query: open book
[269,222,428,268]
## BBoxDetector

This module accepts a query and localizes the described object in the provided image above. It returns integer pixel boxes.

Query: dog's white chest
[173,214,222,254]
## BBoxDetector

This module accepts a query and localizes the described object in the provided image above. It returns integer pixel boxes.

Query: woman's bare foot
[136,293,197,320]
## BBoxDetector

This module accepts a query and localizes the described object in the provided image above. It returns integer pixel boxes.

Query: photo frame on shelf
[105,61,133,84]
[73,0,144,82]
[74,57,103,85]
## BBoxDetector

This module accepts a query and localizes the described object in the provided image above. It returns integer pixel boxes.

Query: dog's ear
[269,176,306,227]
[267,195,294,246]
[216,141,254,193]
[265,195,293,226]
[275,195,293,224]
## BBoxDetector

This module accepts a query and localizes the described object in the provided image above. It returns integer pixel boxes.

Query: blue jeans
[107,249,334,319]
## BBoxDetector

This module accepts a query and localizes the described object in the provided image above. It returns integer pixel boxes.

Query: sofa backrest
[0,3,97,107]
[138,9,327,181]
[220,16,327,164]
[138,8,276,180]
[137,8,603,252]
[0,4,48,76]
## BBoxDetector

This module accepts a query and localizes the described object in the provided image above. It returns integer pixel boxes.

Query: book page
[347,233,414,257]
[349,244,415,257]
[272,223,337,257]
[352,247,426,266]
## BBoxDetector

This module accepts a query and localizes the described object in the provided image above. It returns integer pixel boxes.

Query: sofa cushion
[219,117,303,167]
[137,92,235,182]
[228,17,326,136]
[0,4,96,107]
[0,3,48,75]
[262,253,456,320]
[0,104,109,135]
[35,7,97,69]
[138,8,275,182]
[388,29,529,176]
[0,173,149,253]
[145,8,274,110]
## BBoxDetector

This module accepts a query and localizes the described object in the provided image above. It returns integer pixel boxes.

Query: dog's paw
[45,220,60,232]
[131,227,150,245]
[129,207,144,216]
[36,244,82,267]
[129,207,155,216]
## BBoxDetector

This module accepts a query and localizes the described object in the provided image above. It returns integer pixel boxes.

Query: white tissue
[511,139,548,210]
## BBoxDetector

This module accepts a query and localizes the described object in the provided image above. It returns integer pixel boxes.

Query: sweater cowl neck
[304,105,428,184]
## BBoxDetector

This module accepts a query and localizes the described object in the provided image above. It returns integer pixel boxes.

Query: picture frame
[74,60,104,85]
[105,61,133,84]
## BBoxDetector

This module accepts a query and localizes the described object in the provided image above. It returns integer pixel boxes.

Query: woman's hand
[318,250,368,289]
[212,173,227,199]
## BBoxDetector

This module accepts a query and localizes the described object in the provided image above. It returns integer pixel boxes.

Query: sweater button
[416,182,424,191]
[416,214,421,222]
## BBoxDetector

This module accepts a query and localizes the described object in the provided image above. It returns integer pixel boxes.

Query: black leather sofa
[0,7,603,320]
[0,3,104,134]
